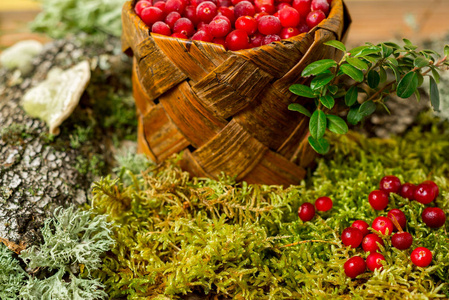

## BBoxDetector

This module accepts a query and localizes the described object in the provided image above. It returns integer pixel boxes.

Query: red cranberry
[411,247,432,267]
[351,220,370,236]
[196,1,218,23]
[292,0,311,18]
[279,7,300,27]
[184,5,200,25]
[212,37,226,48]
[315,196,333,212]
[341,227,363,248]
[362,233,384,253]
[173,17,195,37]
[372,216,394,235]
[153,2,167,16]
[191,30,213,42]
[297,22,310,33]
[254,12,269,21]
[391,231,413,250]
[414,183,436,204]
[217,0,232,6]
[249,32,264,47]
[209,18,232,37]
[152,21,172,35]
[422,207,446,228]
[258,15,282,35]
[379,175,402,194]
[298,202,315,222]
[171,32,188,39]
[165,0,186,14]
[277,3,292,11]
[368,190,389,210]
[218,7,236,23]
[422,180,439,198]
[262,34,281,45]
[280,27,300,39]
[344,256,366,278]
[366,252,385,271]
[235,16,258,35]
[165,11,181,29]
[306,10,326,28]
[400,183,416,200]
[234,1,256,18]
[255,0,275,14]
[141,6,165,26]
[311,0,329,15]
[387,209,407,232]
[135,1,152,16]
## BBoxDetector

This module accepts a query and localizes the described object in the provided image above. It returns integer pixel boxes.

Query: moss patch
[90,117,449,299]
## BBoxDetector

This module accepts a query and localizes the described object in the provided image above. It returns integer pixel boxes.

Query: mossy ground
[88,114,449,299]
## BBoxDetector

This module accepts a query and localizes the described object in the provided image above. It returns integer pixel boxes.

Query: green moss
[88,119,449,299]
[0,123,33,145]
[0,244,28,299]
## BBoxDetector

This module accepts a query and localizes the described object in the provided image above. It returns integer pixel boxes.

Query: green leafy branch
[288,40,449,154]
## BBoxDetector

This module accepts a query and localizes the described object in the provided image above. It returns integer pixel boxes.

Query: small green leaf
[347,105,363,125]
[327,85,338,95]
[403,38,413,46]
[379,102,391,114]
[381,43,393,57]
[319,95,335,110]
[358,47,381,57]
[289,84,316,98]
[386,63,401,82]
[308,136,330,154]
[326,114,348,134]
[309,110,327,139]
[444,45,449,57]
[349,45,370,57]
[367,70,380,89]
[386,57,398,66]
[383,42,400,49]
[310,73,335,90]
[414,89,421,102]
[358,101,376,117]
[288,103,311,117]
[301,59,337,77]
[346,57,368,70]
[324,40,346,52]
[345,86,358,106]
[429,76,440,112]
[413,57,429,68]
[431,66,440,84]
[416,72,424,87]
[379,66,387,83]
[340,64,364,82]
[396,72,418,98]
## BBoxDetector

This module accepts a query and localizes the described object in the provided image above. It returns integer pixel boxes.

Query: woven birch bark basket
[122,0,351,186]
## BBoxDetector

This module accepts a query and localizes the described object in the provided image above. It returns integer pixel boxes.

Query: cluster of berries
[297,175,446,279]
[134,0,331,50]
[343,175,446,278]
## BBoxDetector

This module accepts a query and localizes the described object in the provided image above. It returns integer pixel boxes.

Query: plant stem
[366,80,396,102]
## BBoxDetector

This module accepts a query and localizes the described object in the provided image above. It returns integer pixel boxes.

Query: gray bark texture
[0,36,132,246]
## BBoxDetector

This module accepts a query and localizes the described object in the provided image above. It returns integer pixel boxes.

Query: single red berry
[165,11,181,29]
[315,196,333,212]
[235,16,258,35]
[297,22,310,33]
[277,3,292,11]
[184,5,200,25]
[422,207,446,228]
[141,6,165,26]
[218,6,236,23]
[249,32,264,47]
[422,180,439,198]
[255,12,269,21]
[212,37,226,48]
[191,30,213,42]
[171,32,188,39]
[153,2,167,16]
[400,183,416,200]
[209,18,231,37]
[411,247,432,267]
[213,15,232,27]
[292,0,311,18]
[351,220,370,236]
[165,0,186,14]
[391,231,413,250]
[298,202,315,222]
[372,216,394,235]
[414,183,436,204]
[262,34,281,45]
[362,233,384,253]
[217,0,231,6]
[255,0,275,14]
[379,175,402,194]
[279,7,301,27]
[344,256,366,278]
[311,0,329,15]
[387,209,407,232]
[341,227,363,248]
[280,27,300,39]
[258,15,282,35]
[231,0,245,5]
[368,190,389,210]
[135,1,152,16]
[151,21,172,35]
[173,17,195,37]
[305,10,326,28]
[196,1,218,23]
[197,22,210,33]
[366,252,385,271]
[225,29,250,51]
[234,0,256,18]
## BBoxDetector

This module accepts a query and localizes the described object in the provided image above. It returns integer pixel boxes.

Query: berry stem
[390,214,403,232]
